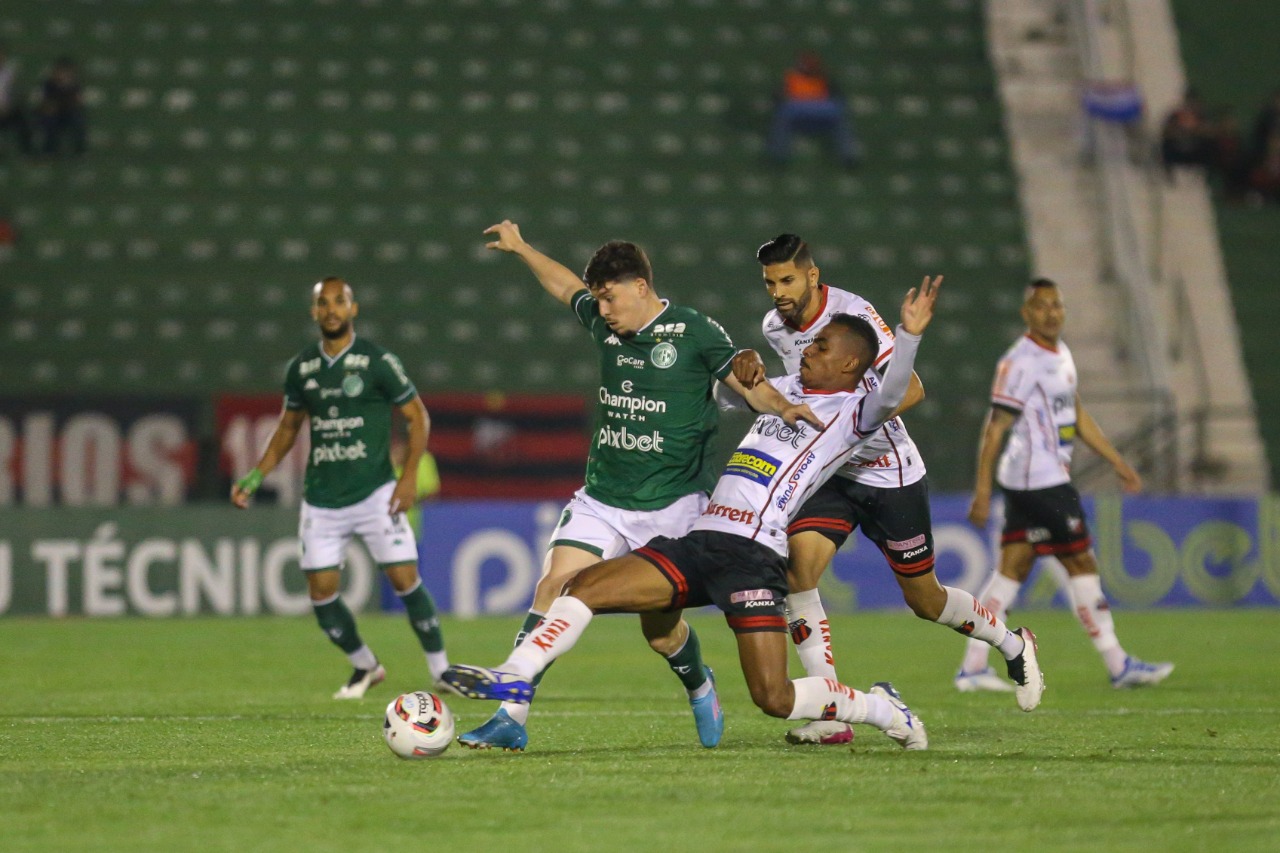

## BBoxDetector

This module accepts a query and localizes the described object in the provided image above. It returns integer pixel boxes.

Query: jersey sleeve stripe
[710,351,737,380]
[391,388,417,404]
[992,393,1024,408]
[874,345,894,366]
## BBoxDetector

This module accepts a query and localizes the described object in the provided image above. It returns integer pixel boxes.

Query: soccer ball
[383,691,455,759]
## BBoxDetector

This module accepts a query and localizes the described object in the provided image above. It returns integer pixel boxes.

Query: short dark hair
[824,313,880,367]
[756,233,814,269]
[1024,277,1058,301]
[583,241,653,290]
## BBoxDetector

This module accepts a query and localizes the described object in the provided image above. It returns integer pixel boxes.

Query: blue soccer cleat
[1111,656,1174,688]
[457,708,529,752]
[689,666,725,748]
[440,665,533,703]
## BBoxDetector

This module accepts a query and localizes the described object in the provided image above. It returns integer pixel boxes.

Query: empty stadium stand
[0,0,1030,489]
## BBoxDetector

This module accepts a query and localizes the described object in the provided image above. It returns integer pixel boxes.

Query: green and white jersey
[283,336,417,509]
[572,290,737,511]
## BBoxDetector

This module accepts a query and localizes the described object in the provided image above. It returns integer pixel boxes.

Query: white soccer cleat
[870,682,928,750]
[333,664,386,700]
[954,667,1016,693]
[785,719,855,746]
[1005,627,1045,712]
[1111,657,1174,689]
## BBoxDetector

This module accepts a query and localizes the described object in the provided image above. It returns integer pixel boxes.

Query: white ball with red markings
[383,691,455,758]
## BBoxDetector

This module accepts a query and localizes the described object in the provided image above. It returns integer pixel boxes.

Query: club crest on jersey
[725,450,780,485]
[342,374,364,397]
[651,342,677,369]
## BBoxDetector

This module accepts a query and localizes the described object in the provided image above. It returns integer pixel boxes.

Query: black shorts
[635,530,788,634]
[786,476,935,577]
[1000,483,1092,556]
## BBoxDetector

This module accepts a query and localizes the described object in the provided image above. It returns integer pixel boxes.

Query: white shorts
[298,480,418,571]
[550,488,709,560]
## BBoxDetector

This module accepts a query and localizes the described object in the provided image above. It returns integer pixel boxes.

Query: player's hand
[966,491,990,528]
[230,468,263,509]
[388,478,417,517]
[782,403,824,431]
[483,219,526,253]
[1115,460,1143,494]
[731,349,766,389]
[900,275,942,336]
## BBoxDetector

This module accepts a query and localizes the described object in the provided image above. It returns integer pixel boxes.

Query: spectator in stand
[1249,88,1280,161]
[767,51,860,168]
[38,56,86,157]
[0,43,34,156]
[1160,88,1215,172]
[1246,133,1280,205]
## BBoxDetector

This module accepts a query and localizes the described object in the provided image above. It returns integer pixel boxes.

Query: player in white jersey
[958,278,1173,691]
[733,234,1035,742]
[443,280,1047,747]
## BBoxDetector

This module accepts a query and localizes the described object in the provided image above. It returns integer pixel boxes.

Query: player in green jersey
[231,277,450,699]
[458,221,818,752]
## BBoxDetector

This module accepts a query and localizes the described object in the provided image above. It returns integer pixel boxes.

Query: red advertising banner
[0,395,199,506]
[215,392,588,502]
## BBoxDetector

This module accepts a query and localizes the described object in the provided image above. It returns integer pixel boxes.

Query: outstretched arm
[856,276,941,430]
[721,372,823,430]
[484,220,586,305]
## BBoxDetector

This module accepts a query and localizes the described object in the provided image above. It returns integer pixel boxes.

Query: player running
[957,278,1173,691]
[231,277,450,699]
[456,221,819,752]
[732,235,1042,744]
[444,278,1042,749]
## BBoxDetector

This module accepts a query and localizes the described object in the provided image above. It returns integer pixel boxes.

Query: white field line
[4,707,1280,725]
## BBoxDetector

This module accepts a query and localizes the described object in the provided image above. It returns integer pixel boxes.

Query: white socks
[785,588,838,680]
[426,650,450,682]
[938,586,1024,661]
[348,644,378,671]
[960,572,1022,674]
[1067,573,1128,676]
[787,676,895,731]
[504,596,594,680]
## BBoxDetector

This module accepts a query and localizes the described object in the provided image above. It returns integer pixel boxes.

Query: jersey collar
[784,285,829,333]
[636,299,671,335]
[320,334,356,366]
[1025,333,1060,353]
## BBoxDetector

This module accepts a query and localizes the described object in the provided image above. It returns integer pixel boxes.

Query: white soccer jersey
[698,330,922,556]
[991,335,1079,490]
[762,284,925,488]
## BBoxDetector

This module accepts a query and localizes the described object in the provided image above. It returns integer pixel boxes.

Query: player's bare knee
[306,570,341,601]
[749,682,793,718]
[902,581,945,621]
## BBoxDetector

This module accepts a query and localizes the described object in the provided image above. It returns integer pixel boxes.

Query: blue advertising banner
[388,495,1280,615]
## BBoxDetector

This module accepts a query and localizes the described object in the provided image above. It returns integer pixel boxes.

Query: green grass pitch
[3,610,1278,852]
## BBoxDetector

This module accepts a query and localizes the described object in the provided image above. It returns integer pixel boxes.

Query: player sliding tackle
[444,278,1042,747]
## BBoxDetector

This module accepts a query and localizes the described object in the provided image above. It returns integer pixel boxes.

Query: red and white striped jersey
[698,330,922,556]
[991,335,1079,490]
[762,284,925,488]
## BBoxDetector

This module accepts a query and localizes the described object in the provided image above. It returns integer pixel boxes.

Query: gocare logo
[312,440,368,464]
[599,387,667,414]
[617,355,646,369]
[597,425,665,452]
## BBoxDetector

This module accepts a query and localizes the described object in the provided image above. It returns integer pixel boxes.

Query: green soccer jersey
[572,290,737,510]
[282,336,418,509]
